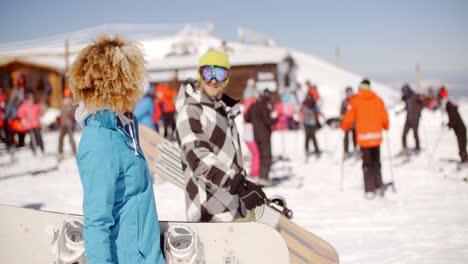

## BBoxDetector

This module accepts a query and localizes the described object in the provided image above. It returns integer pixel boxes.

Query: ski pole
[384,131,397,192]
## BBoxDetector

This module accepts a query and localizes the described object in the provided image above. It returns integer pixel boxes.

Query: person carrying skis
[341,79,389,198]
[400,84,423,154]
[69,35,165,264]
[340,86,357,158]
[175,50,267,222]
[437,86,467,164]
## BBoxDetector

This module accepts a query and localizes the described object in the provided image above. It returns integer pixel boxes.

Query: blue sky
[1,0,467,84]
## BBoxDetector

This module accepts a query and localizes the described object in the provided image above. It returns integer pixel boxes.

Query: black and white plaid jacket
[175,81,245,222]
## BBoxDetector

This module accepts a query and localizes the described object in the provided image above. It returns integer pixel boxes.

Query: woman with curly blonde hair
[70,35,164,264]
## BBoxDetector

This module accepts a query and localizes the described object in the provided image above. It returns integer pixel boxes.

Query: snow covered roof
[147,47,289,71]
[0,23,289,71]
[0,23,398,115]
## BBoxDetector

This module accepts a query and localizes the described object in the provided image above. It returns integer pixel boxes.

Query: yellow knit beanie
[199,50,231,69]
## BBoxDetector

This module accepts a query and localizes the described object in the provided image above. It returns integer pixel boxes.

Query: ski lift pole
[384,131,397,192]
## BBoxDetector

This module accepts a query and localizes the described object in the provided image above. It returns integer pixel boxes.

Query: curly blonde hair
[69,35,146,112]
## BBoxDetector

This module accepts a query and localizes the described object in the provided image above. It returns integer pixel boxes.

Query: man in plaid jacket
[175,50,266,222]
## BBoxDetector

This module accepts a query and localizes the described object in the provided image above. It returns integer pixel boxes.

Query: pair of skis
[340,132,397,194]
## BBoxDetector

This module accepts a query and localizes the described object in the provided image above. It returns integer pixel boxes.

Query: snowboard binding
[54,219,86,264]
[267,195,293,219]
[164,225,204,264]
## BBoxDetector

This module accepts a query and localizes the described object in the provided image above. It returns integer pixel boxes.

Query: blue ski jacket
[77,110,164,264]
[134,94,155,129]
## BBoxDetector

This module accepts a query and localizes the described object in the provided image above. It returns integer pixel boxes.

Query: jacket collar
[176,82,241,119]
[358,89,377,100]
[84,109,118,129]
[84,109,141,156]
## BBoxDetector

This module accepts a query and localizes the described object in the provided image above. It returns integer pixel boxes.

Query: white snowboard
[0,204,289,263]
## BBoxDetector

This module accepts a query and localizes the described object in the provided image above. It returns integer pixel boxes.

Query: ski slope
[1,100,467,263]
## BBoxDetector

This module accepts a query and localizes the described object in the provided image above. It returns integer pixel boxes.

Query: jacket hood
[176,80,241,119]
[357,89,379,101]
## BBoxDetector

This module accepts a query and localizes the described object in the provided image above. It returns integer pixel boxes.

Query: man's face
[199,78,227,99]
[198,66,230,99]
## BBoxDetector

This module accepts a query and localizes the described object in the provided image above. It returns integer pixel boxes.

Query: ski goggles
[199,66,230,83]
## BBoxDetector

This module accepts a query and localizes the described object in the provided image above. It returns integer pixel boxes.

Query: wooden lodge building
[0,24,297,108]
[148,48,297,102]
[0,59,63,109]
[0,49,297,108]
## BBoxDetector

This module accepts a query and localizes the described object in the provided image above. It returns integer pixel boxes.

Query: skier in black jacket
[438,87,467,164]
[401,84,423,154]
[245,89,276,186]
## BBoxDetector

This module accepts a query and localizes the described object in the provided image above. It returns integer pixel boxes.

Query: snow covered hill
[1,100,467,264]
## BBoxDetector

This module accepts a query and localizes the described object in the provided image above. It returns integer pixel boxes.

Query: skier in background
[245,89,277,186]
[340,86,357,159]
[17,91,44,155]
[341,79,389,199]
[0,87,5,143]
[69,35,164,264]
[243,78,258,99]
[437,86,467,165]
[176,50,266,222]
[400,84,423,155]
[302,92,322,158]
[424,86,438,110]
[295,82,307,108]
[57,87,76,160]
[0,87,5,112]
[242,78,260,179]
[4,74,27,150]
[152,89,162,132]
[280,86,299,130]
[305,80,319,102]
[158,83,177,140]
[134,85,155,129]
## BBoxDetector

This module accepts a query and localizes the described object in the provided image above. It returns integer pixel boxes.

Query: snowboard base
[0,204,289,264]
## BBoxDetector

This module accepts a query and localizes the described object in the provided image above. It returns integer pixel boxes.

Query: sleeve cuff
[228,173,244,195]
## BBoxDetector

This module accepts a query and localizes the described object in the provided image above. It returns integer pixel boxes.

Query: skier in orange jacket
[341,79,389,198]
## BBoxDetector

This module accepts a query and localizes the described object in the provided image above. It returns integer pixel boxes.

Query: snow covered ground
[1,100,468,264]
